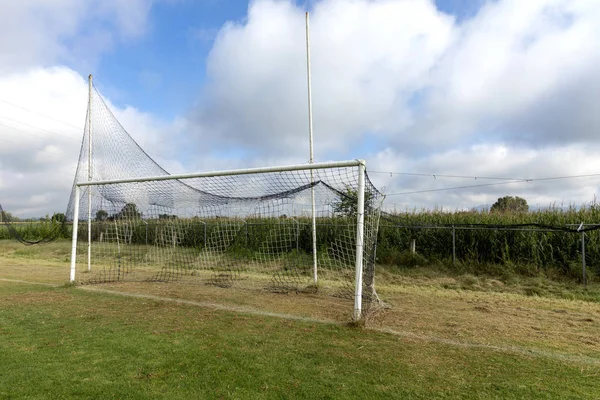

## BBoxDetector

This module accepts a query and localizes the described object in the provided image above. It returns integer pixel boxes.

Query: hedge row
[3,205,600,278]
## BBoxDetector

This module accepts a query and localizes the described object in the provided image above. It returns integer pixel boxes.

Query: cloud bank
[2,0,600,217]
[190,0,600,210]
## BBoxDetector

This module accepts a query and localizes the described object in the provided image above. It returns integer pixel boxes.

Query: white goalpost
[65,24,385,320]
[69,159,382,320]
[305,12,318,286]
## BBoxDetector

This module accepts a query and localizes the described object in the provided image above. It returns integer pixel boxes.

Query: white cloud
[412,0,600,149]
[4,0,600,218]
[0,0,153,73]
[0,68,86,217]
[0,67,183,218]
[188,0,600,211]
[195,0,454,159]
[370,143,600,211]
[0,0,173,218]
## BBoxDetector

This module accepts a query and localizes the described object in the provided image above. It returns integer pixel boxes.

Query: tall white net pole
[306,12,318,284]
[353,161,366,321]
[87,74,93,272]
[69,185,80,282]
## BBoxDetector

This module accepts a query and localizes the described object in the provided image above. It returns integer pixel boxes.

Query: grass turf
[1,282,599,399]
[1,240,600,398]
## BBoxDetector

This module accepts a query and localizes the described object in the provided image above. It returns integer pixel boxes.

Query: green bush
[379,205,600,280]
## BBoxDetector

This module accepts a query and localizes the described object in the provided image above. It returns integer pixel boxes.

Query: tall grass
[378,204,600,279]
[0,220,70,241]
[4,204,600,280]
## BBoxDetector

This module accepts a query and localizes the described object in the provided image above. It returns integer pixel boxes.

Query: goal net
[65,81,385,319]
[68,161,383,318]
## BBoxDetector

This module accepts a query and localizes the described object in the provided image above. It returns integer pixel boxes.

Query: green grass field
[1,240,600,399]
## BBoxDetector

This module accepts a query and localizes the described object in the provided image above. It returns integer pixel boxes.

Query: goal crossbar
[75,159,365,187]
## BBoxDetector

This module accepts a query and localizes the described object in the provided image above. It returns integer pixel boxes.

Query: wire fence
[2,218,598,283]
[377,222,599,283]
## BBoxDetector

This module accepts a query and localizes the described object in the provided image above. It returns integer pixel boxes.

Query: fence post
[143,220,148,245]
[452,225,456,266]
[582,231,587,285]
[410,239,416,254]
[294,219,300,252]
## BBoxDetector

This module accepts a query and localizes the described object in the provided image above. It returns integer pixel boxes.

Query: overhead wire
[0,114,80,142]
[0,98,82,130]
[0,123,78,157]
[384,173,600,196]
[0,98,84,161]
[370,170,524,181]
[0,121,58,142]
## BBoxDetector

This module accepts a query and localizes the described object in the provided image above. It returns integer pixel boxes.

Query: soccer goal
[68,159,383,319]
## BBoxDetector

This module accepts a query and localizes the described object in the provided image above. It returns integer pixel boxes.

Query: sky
[1,0,600,218]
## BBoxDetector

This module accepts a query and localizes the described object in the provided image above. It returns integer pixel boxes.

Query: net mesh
[66,85,385,308]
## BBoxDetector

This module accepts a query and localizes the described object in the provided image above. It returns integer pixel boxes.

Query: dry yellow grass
[375,284,600,359]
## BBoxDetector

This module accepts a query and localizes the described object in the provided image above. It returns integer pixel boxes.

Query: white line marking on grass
[0,278,59,287]
[372,327,600,366]
[77,286,337,325]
